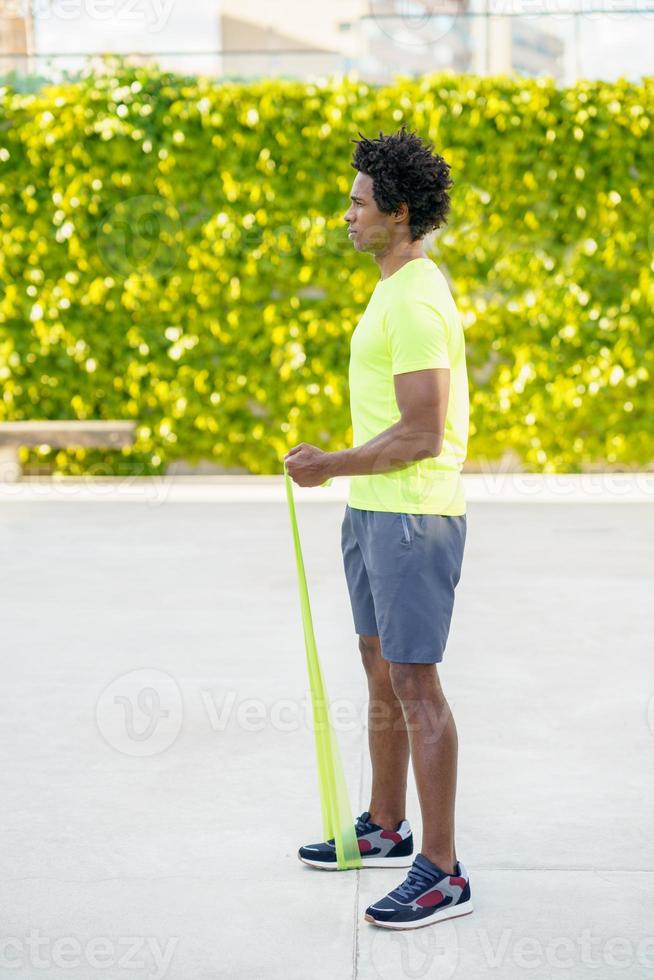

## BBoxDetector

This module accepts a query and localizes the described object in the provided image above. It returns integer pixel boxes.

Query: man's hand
[283,443,331,487]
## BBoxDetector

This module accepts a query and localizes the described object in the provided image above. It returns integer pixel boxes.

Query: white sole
[365,897,474,929]
[298,854,414,871]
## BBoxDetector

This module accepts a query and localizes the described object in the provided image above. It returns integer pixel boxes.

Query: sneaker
[298,811,413,870]
[364,852,473,929]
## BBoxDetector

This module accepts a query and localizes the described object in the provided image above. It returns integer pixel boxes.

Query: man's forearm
[327,421,440,478]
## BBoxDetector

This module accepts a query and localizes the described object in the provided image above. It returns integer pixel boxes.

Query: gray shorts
[341,504,467,664]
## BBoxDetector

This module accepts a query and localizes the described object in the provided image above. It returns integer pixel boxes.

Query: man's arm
[327,367,450,478]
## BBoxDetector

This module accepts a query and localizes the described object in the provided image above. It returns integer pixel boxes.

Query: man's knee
[389,662,440,701]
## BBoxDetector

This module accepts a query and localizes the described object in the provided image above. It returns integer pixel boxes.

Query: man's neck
[376,241,427,281]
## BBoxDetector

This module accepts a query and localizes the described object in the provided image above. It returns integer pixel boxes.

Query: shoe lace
[394,864,438,902]
[354,813,375,835]
[327,813,374,846]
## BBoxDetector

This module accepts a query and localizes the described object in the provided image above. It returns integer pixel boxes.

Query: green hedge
[0,63,652,475]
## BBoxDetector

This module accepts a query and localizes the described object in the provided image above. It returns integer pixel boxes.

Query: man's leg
[358,635,410,831]
[388,662,458,875]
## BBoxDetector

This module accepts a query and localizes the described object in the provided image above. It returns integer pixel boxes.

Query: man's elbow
[400,419,444,459]
[429,437,444,458]
[412,432,444,460]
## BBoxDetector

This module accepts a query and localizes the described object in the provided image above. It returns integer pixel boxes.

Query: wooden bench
[0,420,137,481]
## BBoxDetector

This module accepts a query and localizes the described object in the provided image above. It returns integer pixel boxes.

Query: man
[284,127,471,930]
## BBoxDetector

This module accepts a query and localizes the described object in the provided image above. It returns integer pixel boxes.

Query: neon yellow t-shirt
[346,256,469,516]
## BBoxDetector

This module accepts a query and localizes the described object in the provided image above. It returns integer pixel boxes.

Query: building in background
[0,0,34,74]
[217,0,476,81]
[217,0,365,79]
[348,1,474,82]
[217,0,566,84]
[468,2,566,80]
[12,0,647,86]
[511,19,565,80]
[29,0,223,81]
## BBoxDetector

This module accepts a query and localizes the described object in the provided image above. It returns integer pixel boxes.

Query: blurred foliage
[0,61,652,475]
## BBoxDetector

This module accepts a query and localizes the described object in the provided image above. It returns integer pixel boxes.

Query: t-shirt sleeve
[384,298,451,374]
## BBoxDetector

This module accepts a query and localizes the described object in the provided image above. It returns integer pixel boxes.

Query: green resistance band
[283,463,362,870]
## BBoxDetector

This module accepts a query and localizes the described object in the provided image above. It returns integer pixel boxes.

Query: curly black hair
[350,126,453,242]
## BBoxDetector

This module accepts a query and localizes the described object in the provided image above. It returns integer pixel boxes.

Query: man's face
[343,172,397,254]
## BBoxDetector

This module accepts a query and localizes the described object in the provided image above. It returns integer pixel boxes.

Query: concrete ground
[1,480,653,980]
